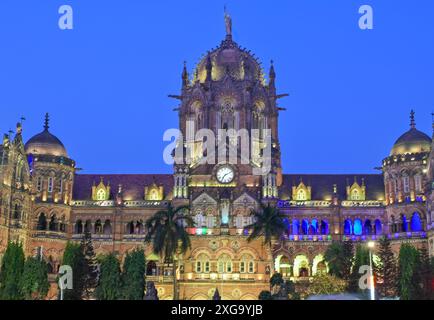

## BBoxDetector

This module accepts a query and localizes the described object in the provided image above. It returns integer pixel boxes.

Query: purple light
[394,233,399,239]
[407,232,412,238]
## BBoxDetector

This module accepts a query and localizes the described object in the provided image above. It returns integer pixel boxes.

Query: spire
[269,60,276,80]
[44,113,50,131]
[182,61,189,87]
[410,109,416,129]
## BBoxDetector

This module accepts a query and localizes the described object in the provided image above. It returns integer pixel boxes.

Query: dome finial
[410,109,416,129]
[44,113,50,131]
[224,5,232,38]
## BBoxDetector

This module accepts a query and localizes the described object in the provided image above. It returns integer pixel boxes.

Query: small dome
[390,111,431,156]
[24,114,68,157]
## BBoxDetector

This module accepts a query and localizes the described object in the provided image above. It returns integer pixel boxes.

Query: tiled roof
[281,174,384,201]
[73,174,173,201]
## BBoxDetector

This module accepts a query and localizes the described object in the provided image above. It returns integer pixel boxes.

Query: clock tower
[171,18,285,228]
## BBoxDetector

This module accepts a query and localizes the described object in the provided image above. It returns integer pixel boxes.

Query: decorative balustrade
[278,200,332,208]
[31,231,67,239]
[71,200,168,208]
[341,200,384,207]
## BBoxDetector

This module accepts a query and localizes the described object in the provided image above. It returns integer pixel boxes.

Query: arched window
[194,213,205,228]
[401,214,408,232]
[410,212,423,232]
[126,221,135,234]
[94,220,103,234]
[344,219,352,235]
[84,220,92,233]
[49,214,58,231]
[283,218,291,236]
[310,219,318,235]
[414,175,422,193]
[374,219,382,235]
[37,213,47,230]
[364,219,372,235]
[136,221,144,234]
[297,189,307,201]
[320,220,329,235]
[402,176,410,194]
[240,254,254,273]
[351,189,360,200]
[13,203,21,220]
[103,220,112,234]
[75,220,83,234]
[292,220,300,235]
[96,189,106,201]
[196,254,210,274]
[218,254,232,273]
[59,215,66,232]
[302,219,309,235]
[353,219,363,236]
[146,261,157,276]
[149,189,159,201]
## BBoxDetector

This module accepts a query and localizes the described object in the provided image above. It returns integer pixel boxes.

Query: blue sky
[0,0,433,174]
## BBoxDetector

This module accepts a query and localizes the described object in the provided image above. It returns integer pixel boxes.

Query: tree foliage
[375,236,397,298]
[306,273,347,297]
[145,204,193,300]
[20,256,49,300]
[247,204,286,248]
[0,241,25,300]
[324,241,353,280]
[80,230,99,299]
[258,290,272,300]
[122,249,146,300]
[95,253,122,300]
[397,244,420,300]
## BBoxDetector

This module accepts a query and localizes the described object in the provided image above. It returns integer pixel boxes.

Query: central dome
[390,111,431,156]
[194,35,264,83]
[24,114,68,157]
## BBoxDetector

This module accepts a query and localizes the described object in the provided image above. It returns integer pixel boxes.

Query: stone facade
[0,23,432,300]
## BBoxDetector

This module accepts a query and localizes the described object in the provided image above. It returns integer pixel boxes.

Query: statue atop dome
[224,6,232,36]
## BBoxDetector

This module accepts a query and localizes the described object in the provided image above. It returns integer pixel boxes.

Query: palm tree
[144,204,193,300]
[246,203,286,272]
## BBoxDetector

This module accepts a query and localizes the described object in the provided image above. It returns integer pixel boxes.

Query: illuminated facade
[0,21,432,300]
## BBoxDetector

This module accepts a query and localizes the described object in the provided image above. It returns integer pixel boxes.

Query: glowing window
[218,255,232,273]
[149,189,159,201]
[36,177,42,192]
[296,189,306,201]
[415,175,422,193]
[403,176,410,193]
[351,189,360,200]
[48,177,54,193]
[96,189,106,201]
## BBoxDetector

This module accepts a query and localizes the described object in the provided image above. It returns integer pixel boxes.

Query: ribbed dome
[24,114,68,157]
[194,35,264,83]
[390,111,431,156]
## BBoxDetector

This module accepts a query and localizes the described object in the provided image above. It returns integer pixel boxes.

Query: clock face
[216,166,235,184]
